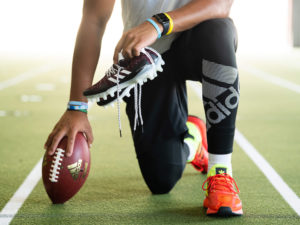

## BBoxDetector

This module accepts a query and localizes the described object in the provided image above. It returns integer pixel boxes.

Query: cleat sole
[97,84,135,107]
[86,55,164,102]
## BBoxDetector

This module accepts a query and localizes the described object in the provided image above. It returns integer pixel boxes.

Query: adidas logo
[67,159,82,180]
[216,167,227,175]
[202,59,239,130]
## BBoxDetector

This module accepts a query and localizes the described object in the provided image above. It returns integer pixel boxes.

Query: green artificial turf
[1,52,300,224]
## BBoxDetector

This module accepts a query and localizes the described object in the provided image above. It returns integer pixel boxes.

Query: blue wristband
[146,18,162,39]
[68,105,87,110]
[67,101,88,112]
[68,101,88,107]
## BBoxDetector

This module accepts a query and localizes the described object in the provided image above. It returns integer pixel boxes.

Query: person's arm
[70,0,115,101]
[167,0,233,32]
[44,0,116,157]
[113,0,233,62]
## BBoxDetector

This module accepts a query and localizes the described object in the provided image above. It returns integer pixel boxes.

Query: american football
[42,132,90,204]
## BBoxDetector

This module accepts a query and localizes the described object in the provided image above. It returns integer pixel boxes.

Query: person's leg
[137,135,189,194]
[172,18,242,216]
[124,49,190,194]
[174,18,239,171]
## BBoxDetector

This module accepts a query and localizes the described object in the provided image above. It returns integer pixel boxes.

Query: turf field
[0,50,300,225]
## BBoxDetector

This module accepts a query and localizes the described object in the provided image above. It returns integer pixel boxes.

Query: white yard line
[189,81,300,216]
[0,158,42,225]
[234,130,300,216]
[241,65,300,94]
[0,64,55,91]
[0,64,56,224]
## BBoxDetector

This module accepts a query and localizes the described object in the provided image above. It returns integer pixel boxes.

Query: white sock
[184,140,197,162]
[208,153,232,176]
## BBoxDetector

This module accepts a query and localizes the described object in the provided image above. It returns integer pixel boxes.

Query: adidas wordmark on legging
[201,59,239,130]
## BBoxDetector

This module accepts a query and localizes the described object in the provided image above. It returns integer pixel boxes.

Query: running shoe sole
[206,206,243,217]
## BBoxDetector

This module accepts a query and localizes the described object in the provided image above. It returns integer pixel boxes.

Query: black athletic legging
[124,18,239,194]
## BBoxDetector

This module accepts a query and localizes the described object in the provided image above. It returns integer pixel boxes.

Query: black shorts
[124,18,238,194]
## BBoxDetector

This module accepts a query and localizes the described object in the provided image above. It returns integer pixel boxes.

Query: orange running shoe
[191,145,208,173]
[185,115,208,173]
[202,165,243,216]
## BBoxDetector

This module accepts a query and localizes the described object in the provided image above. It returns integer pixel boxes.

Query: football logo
[67,159,82,180]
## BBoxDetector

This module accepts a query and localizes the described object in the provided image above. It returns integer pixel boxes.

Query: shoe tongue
[118,52,125,61]
[117,52,131,67]
[207,164,229,177]
[215,167,227,175]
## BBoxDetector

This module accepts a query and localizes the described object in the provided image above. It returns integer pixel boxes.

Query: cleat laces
[114,49,156,136]
[106,64,121,77]
[116,66,122,137]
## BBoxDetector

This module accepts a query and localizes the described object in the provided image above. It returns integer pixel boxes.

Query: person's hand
[113,20,162,63]
[44,110,93,157]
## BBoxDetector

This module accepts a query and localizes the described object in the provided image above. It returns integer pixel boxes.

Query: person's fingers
[132,44,142,57]
[122,39,138,59]
[66,130,77,157]
[84,128,94,149]
[44,131,55,150]
[114,34,126,63]
[114,32,141,62]
[47,130,66,156]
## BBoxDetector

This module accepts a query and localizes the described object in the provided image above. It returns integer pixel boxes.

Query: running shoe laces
[202,173,240,194]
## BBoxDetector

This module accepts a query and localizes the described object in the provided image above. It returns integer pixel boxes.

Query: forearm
[70,18,106,102]
[167,0,233,33]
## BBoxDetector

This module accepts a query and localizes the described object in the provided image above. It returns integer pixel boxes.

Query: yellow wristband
[164,13,173,35]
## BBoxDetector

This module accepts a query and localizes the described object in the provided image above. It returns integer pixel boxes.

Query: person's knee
[197,19,235,42]
[149,176,176,195]
[149,166,184,194]
[139,159,185,194]
[187,18,237,60]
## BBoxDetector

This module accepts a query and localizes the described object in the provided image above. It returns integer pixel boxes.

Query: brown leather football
[42,133,90,204]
